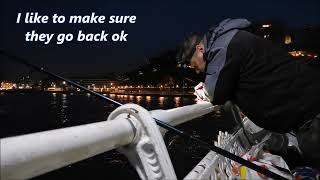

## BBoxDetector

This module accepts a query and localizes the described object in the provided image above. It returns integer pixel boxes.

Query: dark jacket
[204,18,320,133]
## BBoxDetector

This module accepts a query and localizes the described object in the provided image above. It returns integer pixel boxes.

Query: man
[177,18,320,168]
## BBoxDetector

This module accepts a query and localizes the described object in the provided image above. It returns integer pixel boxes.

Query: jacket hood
[203,18,251,59]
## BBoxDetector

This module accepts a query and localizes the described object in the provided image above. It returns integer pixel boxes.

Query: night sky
[1,0,319,80]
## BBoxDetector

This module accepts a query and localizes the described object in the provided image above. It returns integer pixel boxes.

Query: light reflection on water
[61,94,69,124]
[135,95,142,104]
[0,92,197,135]
[158,96,165,107]
[0,92,197,140]
[174,97,181,107]
[49,93,195,128]
[129,95,134,101]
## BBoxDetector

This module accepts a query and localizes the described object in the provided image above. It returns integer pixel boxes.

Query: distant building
[71,79,119,88]
[288,51,318,59]
[256,22,319,61]
[47,87,63,92]
[260,24,272,39]
[284,35,292,45]
[0,81,16,90]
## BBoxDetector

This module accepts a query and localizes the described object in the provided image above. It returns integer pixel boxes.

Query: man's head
[177,32,206,74]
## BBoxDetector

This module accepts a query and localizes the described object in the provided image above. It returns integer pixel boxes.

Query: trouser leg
[296,113,320,169]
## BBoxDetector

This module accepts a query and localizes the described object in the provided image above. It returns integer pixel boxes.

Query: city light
[1,77,194,96]
[47,87,63,91]
[0,82,15,90]
[284,35,292,44]
[289,51,318,59]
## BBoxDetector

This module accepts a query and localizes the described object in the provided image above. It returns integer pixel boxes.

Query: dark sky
[1,0,319,80]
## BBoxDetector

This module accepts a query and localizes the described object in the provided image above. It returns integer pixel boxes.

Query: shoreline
[0,89,195,97]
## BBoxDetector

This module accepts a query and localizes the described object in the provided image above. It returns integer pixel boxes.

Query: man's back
[215,30,320,133]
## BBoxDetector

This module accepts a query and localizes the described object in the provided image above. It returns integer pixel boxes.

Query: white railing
[1,102,216,180]
[184,118,264,180]
[1,118,135,180]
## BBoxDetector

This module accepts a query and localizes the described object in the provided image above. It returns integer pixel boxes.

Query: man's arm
[205,30,249,104]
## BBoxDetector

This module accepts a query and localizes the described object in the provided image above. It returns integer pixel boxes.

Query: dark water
[0,93,196,137]
[0,92,236,179]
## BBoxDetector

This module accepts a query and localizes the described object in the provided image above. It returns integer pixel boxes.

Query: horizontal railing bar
[1,118,135,180]
[150,102,217,127]
[1,103,218,180]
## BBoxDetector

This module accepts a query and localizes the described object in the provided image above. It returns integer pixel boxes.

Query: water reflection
[158,96,166,107]
[51,93,57,106]
[49,93,70,125]
[123,95,128,100]
[61,94,69,124]
[146,96,152,103]
[136,96,142,104]
[48,93,195,124]
[174,97,181,107]
[105,94,194,109]
[145,96,153,109]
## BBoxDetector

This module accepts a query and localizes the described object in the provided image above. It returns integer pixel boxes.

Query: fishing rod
[0,50,290,180]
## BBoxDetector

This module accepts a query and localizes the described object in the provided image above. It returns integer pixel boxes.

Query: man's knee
[297,114,320,168]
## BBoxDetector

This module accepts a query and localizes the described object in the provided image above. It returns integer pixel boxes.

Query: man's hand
[194,82,212,103]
